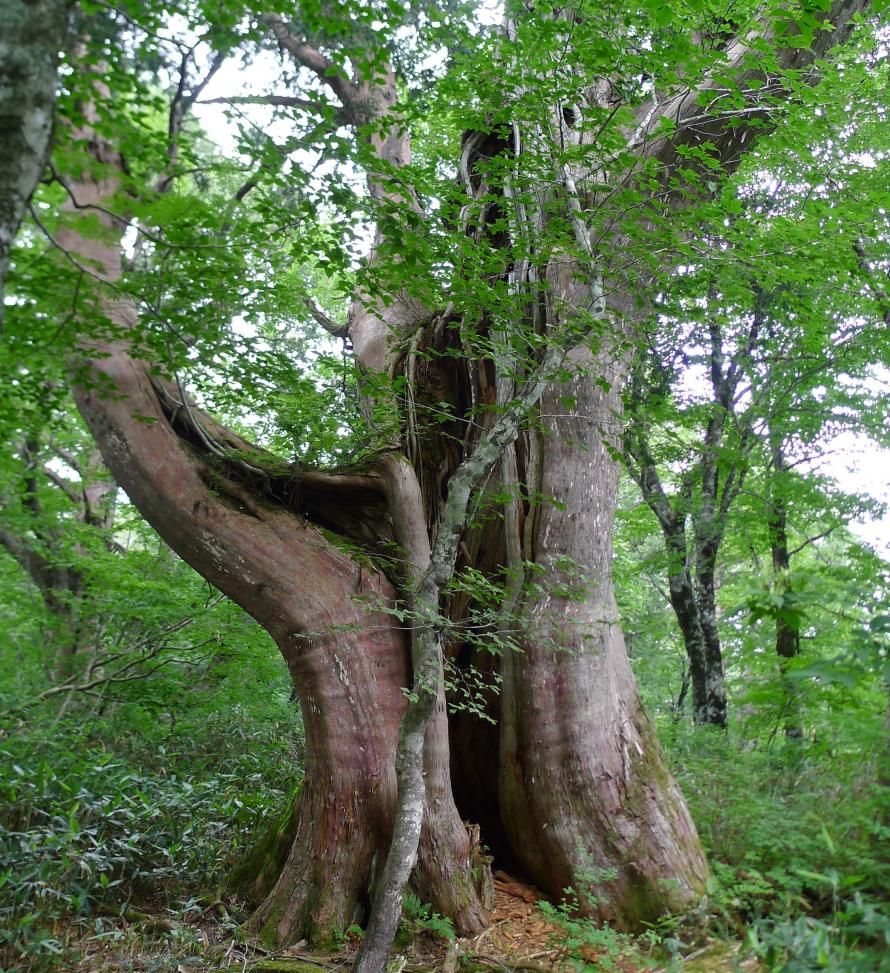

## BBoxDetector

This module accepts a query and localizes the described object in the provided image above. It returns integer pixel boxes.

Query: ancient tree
[2,0,874,963]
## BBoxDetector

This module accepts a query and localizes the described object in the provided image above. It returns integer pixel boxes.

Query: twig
[469,952,555,973]
[470,917,511,950]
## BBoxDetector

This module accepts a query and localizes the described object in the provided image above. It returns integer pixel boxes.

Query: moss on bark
[228,787,301,906]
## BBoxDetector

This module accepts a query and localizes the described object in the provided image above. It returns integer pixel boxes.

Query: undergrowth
[0,710,301,972]
[661,718,890,972]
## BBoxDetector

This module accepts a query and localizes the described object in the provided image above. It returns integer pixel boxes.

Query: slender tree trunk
[0,517,85,680]
[621,430,727,727]
[693,396,730,729]
[666,566,710,724]
[769,441,802,740]
[692,560,728,728]
[0,0,70,318]
[0,434,119,680]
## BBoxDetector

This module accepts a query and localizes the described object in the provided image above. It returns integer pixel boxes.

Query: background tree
[621,43,890,726]
[0,0,72,318]
[0,426,116,679]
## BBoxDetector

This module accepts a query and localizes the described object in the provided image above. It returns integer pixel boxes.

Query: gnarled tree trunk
[58,131,485,945]
[48,0,870,959]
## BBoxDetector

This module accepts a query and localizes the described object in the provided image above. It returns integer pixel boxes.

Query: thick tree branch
[263,15,360,109]
[622,423,679,536]
[0,521,70,605]
[632,0,870,179]
[51,444,84,476]
[304,295,349,339]
[200,93,347,120]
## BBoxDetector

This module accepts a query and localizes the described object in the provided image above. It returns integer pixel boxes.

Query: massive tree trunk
[73,343,486,945]
[499,357,709,924]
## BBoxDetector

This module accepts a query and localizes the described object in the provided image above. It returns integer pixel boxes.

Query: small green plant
[747,894,890,972]
[537,862,657,973]
[537,899,647,973]
[399,892,455,942]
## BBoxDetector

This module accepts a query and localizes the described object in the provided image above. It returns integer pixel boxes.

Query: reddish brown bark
[499,366,710,925]
[58,144,484,945]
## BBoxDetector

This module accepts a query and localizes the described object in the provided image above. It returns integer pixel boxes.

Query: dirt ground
[63,872,757,973]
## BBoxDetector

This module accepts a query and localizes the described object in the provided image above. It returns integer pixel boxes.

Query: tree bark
[498,355,710,927]
[693,561,728,728]
[0,0,70,320]
[667,567,711,725]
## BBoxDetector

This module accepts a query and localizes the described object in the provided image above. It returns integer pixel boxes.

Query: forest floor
[59,872,760,973]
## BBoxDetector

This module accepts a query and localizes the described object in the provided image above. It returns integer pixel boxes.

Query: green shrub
[748,894,890,972]
[0,714,301,971]
[663,722,890,918]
